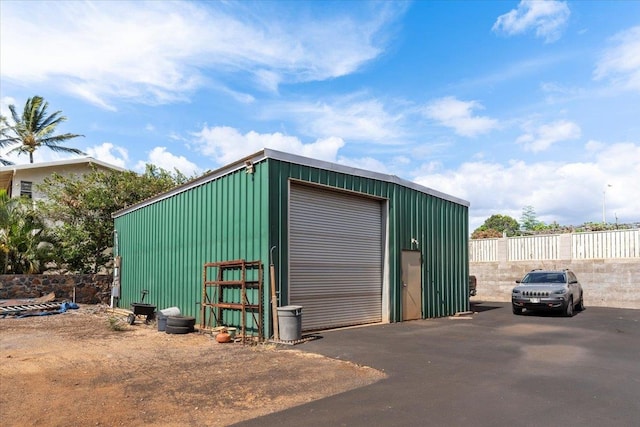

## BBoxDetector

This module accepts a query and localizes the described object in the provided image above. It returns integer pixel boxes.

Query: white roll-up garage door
[289,183,383,331]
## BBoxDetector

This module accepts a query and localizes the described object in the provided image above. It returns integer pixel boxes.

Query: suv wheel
[576,294,585,312]
[512,305,523,315]
[564,297,574,317]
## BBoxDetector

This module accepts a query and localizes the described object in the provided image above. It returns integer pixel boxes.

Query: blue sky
[1,0,639,231]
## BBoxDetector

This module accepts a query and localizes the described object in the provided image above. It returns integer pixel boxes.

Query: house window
[20,181,33,198]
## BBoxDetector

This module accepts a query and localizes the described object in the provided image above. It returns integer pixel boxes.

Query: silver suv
[512,269,584,316]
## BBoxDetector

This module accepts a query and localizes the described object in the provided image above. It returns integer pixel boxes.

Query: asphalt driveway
[236,302,640,427]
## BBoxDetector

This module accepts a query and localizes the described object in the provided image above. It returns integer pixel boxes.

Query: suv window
[522,272,566,284]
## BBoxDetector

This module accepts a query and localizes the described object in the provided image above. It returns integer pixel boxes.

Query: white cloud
[271,95,406,143]
[423,97,499,137]
[461,55,567,92]
[191,126,344,165]
[516,119,581,152]
[594,26,640,92]
[492,0,570,43]
[0,1,403,108]
[212,84,256,104]
[86,143,128,168]
[413,142,640,230]
[540,81,588,104]
[1,96,16,118]
[134,147,201,176]
[1,149,82,165]
[86,143,200,176]
[585,139,606,153]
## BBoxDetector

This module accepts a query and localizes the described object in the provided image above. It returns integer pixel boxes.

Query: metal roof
[112,148,470,218]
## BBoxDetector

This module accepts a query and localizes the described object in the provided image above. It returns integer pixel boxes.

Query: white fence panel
[508,235,559,261]
[470,229,639,262]
[572,229,639,259]
[469,238,498,262]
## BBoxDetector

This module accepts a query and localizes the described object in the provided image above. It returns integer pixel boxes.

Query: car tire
[564,297,574,317]
[167,316,196,328]
[512,305,523,315]
[576,294,585,312]
[165,325,192,335]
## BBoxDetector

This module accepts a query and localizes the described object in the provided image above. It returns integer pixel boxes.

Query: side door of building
[401,250,422,321]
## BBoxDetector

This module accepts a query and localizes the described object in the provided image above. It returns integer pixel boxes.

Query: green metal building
[112,149,470,337]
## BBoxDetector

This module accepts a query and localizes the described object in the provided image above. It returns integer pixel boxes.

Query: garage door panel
[294,298,381,330]
[291,289,381,300]
[292,214,380,225]
[290,280,382,297]
[290,184,383,331]
[290,250,382,263]
[288,270,381,282]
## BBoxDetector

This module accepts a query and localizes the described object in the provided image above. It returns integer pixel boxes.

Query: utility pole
[602,184,612,223]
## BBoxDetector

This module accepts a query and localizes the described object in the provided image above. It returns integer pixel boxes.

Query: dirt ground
[0,305,385,426]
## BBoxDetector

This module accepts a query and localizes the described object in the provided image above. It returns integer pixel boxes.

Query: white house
[0,158,125,201]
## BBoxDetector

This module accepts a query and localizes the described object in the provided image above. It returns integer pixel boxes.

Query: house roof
[0,157,126,193]
[112,148,470,218]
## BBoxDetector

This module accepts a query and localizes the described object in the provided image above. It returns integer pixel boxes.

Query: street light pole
[602,184,612,223]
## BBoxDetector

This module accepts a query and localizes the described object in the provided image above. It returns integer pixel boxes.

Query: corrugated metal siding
[114,154,469,335]
[268,160,469,321]
[114,163,270,328]
[289,184,383,330]
[419,196,469,318]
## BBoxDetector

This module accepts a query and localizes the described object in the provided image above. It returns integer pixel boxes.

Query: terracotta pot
[216,331,231,343]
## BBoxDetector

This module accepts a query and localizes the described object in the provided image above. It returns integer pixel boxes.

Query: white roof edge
[112,148,469,218]
[0,157,126,172]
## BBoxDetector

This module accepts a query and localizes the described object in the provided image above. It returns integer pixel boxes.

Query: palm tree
[0,189,55,273]
[0,116,14,165]
[0,96,85,164]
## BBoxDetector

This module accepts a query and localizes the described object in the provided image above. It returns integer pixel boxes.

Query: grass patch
[108,316,128,331]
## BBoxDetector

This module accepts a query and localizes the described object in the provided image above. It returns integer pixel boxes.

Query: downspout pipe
[110,230,120,308]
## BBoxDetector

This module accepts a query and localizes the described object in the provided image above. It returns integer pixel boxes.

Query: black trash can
[277,305,303,341]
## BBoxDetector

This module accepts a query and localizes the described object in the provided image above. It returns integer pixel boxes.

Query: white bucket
[160,306,180,317]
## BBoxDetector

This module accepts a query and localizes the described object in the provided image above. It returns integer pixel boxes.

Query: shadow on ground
[470,301,503,312]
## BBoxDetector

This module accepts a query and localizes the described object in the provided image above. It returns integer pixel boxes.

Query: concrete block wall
[470,234,639,309]
[470,259,639,309]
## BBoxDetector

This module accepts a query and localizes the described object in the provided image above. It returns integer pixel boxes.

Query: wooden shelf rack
[200,259,263,343]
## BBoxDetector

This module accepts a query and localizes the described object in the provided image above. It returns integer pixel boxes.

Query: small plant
[253,342,278,352]
[108,316,128,331]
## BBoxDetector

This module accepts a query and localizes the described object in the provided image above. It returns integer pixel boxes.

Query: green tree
[0,190,55,273]
[38,165,189,273]
[520,205,544,231]
[471,214,520,239]
[0,96,84,163]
